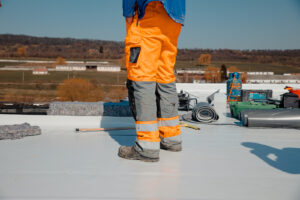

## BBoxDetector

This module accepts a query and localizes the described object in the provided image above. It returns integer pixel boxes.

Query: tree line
[0,34,299,67]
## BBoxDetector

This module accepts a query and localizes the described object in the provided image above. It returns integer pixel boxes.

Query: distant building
[0,66,33,71]
[56,62,121,72]
[247,72,274,75]
[33,68,48,75]
[56,64,86,71]
[175,69,206,83]
[176,69,205,75]
[193,79,206,83]
[97,66,121,72]
[247,75,300,84]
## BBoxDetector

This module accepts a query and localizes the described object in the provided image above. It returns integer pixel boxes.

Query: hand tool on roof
[76,127,135,132]
[76,122,200,133]
[179,122,200,130]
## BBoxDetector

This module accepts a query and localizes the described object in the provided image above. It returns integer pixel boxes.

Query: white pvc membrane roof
[0,83,300,200]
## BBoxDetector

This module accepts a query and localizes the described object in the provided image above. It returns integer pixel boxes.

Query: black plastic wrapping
[241,109,300,129]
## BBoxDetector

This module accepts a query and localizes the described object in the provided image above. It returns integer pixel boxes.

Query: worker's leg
[126,80,160,159]
[154,2,182,150]
[156,82,182,151]
[119,8,162,161]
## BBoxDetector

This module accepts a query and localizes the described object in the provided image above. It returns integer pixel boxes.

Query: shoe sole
[118,150,159,162]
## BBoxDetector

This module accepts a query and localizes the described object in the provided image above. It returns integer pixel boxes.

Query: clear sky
[0,0,299,49]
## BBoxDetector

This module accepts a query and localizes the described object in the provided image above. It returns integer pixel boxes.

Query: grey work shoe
[160,142,182,152]
[118,146,159,162]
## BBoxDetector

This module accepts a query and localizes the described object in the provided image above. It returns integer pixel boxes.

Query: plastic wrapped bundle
[241,109,300,129]
[0,123,41,140]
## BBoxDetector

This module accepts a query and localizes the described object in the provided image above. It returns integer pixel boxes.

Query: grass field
[0,62,26,68]
[0,70,128,102]
[0,70,128,85]
[0,88,57,102]
[0,59,299,102]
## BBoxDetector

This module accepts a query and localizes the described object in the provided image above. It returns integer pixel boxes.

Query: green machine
[230,102,277,119]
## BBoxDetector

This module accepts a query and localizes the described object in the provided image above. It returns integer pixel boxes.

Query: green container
[229,102,277,119]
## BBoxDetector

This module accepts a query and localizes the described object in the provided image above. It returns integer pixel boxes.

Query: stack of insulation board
[47,101,132,116]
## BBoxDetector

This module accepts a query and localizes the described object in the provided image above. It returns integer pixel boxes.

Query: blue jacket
[123,0,185,25]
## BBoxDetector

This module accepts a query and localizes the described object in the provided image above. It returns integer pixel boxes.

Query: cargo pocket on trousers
[129,47,141,63]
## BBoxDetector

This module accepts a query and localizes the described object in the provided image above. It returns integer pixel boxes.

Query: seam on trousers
[156,82,179,118]
[156,84,162,118]
[126,80,137,121]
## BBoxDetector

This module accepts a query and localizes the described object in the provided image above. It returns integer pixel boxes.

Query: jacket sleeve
[123,0,137,18]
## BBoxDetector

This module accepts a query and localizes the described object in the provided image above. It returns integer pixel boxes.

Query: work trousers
[125,1,182,158]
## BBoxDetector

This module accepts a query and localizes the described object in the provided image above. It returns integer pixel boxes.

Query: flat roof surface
[1,83,300,200]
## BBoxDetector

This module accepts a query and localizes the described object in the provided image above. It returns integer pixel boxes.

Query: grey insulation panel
[47,101,131,117]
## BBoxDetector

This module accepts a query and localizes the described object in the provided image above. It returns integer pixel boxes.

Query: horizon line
[1,33,300,51]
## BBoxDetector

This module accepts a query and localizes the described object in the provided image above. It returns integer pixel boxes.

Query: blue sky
[0,0,299,49]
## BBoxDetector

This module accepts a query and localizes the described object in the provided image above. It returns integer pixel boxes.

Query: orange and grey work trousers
[125,1,182,158]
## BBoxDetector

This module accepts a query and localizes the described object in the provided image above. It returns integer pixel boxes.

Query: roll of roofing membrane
[192,102,219,123]
[241,109,300,129]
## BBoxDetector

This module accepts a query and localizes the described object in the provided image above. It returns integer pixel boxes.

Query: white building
[247,71,274,75]
[97,66,121,72]
[56,64,86,71]
[56,63,121,72]
[33,68,48,75]
[247,74,300,84]
[176,69,205,74]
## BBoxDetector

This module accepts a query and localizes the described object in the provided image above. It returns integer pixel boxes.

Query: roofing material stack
[47,101,132,117]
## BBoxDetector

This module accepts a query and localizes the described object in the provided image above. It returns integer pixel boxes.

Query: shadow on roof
[242,142,300,174]
[100,116,136,147]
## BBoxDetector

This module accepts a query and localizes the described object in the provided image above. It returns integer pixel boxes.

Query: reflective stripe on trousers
[127,81,182,151]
